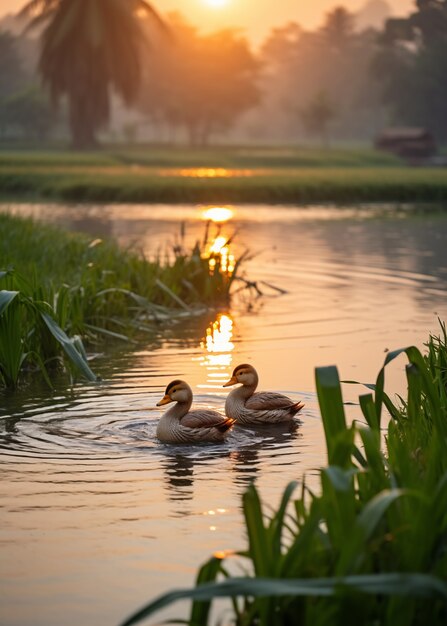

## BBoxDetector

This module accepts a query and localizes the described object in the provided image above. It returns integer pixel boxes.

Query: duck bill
[223,376,238,388]
[157,394,173,406]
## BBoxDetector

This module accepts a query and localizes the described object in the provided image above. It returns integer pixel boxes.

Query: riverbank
[2,146,447,204]
[0,212,237,388]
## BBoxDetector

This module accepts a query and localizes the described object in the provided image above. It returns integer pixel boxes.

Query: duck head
[157,380,193,406]
[223,364,258,388]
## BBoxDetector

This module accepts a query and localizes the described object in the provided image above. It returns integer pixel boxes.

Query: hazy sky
[0,0,415,43]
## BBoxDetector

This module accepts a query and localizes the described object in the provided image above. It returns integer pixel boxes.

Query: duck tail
[292,401,305,414]
[217,418,236,433]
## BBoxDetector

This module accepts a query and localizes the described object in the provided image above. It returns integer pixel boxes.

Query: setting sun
[202,0,229,7]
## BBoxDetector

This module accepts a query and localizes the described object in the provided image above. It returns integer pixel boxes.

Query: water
[1,203,447,626]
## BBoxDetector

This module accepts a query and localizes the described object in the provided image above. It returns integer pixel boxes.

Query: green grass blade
[0,290,20,315]
[269,480,298,567]
[0,292,25,388]
[118,574,447,626]
[189,556,223,626]
[337,489,411,574]
[359,393,379,430]
[40,312,97,382]
[315,366,348,467]
[374,347,410,428]
[242,483,271,577]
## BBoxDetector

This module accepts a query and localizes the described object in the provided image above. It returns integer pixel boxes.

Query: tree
[20,0,164,149]
[300,90,336,146]
[375,0,447,141]
[322,6,356,50]
[138,13,260,145]
[1,86,54,140]
[260,22,302,68]
[410,0,447,44]
[0,31,26,100]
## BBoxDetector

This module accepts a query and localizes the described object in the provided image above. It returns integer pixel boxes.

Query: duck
[156,379,235,444]
[223,363,304,425]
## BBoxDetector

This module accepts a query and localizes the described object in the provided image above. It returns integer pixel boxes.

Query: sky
[0,0,415,43]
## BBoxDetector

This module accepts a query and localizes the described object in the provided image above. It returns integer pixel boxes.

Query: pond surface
[1,203,447,626]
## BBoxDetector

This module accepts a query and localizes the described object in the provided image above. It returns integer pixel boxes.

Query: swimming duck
[156,380,235,444]
[223,364,304,425]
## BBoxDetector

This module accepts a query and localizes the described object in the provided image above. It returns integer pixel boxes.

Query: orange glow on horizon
[0,1,417,47]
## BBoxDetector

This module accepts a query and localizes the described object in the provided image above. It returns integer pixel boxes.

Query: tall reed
[121,323,447,626]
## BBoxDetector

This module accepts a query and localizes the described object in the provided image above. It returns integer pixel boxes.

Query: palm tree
[20,0,164,149]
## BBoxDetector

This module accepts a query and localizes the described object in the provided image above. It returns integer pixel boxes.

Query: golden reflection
[202,207,234,223]
[158,168,256,178]
[213,550,236,559]
[197,313,235,387]
[210,235,228,254]
[208,236,236,275]
[202,314,234,354]
[183,168,231,178]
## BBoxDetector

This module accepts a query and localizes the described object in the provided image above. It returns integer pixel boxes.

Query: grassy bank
[2,146,447,204]
[122,324,447,626]
[0,213,237,389]
[0,145,401,169]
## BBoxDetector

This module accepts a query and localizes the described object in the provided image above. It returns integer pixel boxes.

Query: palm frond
[18,0,60,19]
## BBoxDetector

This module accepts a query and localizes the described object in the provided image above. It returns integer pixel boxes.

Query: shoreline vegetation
[122,323,447,626]
[0,213,241,390]
[1,146,447,204]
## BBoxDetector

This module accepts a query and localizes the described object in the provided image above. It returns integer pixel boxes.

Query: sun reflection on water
[202,207,234,223]
[196,313,235,388]
[204,314,234,354]
[208,236,236,274]
[158,168,255,178]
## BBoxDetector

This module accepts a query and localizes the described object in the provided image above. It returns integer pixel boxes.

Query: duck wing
[246,391,300,410]
[181,410,235,432]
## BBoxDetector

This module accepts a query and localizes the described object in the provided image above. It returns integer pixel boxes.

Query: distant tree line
[138,13,260,146]
[374,0,447,142]
[0,0,446,148]
[0,31,55,140]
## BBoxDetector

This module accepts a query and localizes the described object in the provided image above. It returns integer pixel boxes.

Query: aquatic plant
[121,323,447,626]
[0,214,245,389]
[0,274,96,389]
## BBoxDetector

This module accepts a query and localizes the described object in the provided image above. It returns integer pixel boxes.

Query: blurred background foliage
[0,0,446,149]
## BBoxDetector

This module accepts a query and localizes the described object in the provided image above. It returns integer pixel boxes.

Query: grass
[121,323,447,626]
[0,213,240,389]
[2,145,447,203]
[0,145,401,168]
